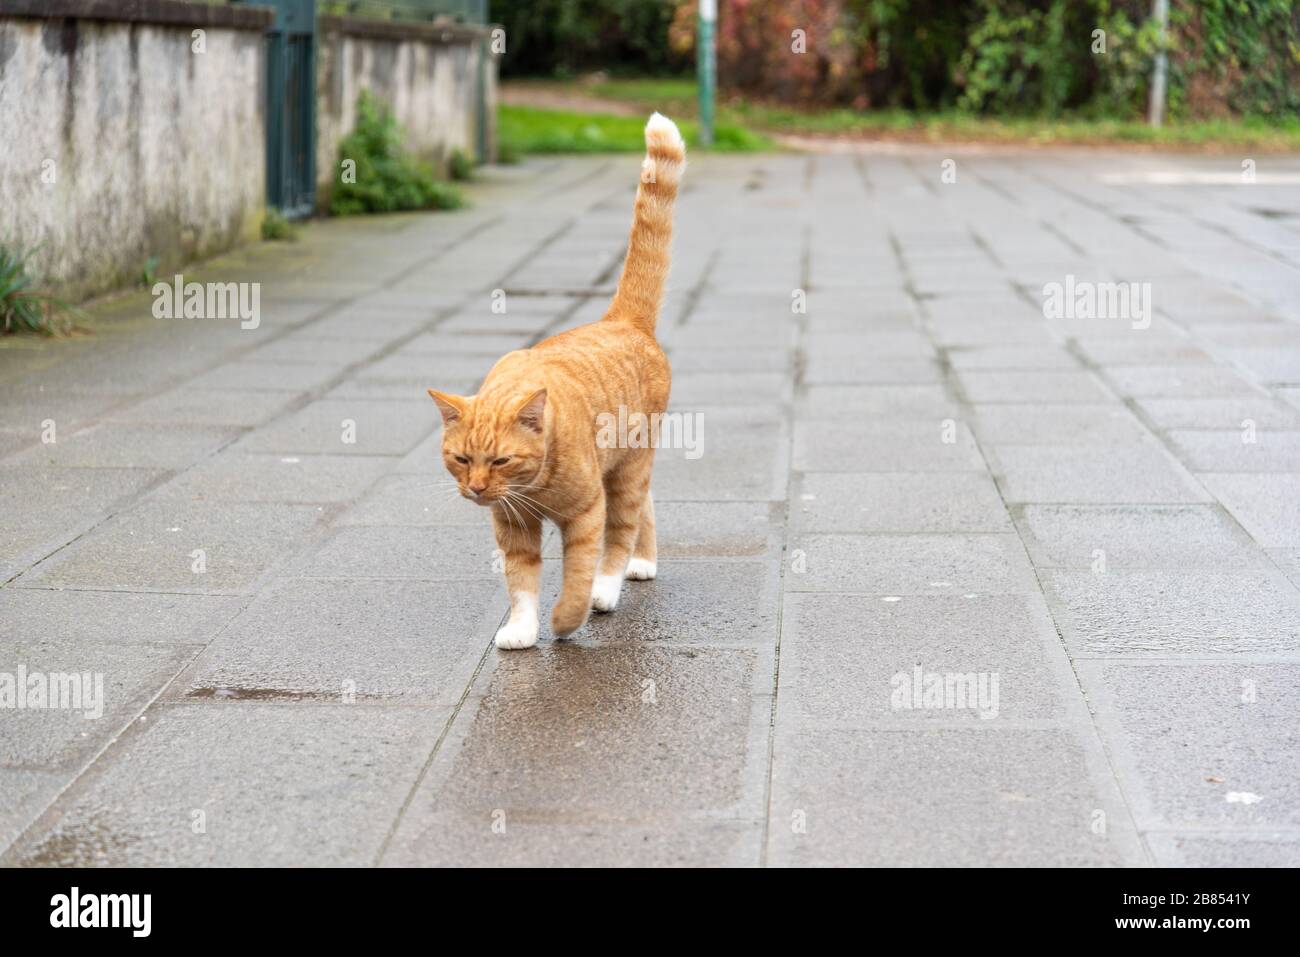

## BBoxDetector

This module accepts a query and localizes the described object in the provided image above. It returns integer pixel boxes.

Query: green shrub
[330,92,463,216]
[261,208,299,241]
[657,0,1300,121]
[492,0,687,77]
[0,246,81,336]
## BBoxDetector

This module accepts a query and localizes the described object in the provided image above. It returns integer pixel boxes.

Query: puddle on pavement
[184,686,377,703]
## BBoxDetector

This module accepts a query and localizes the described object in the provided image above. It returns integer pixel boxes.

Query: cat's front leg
[491,506,543,649]
[551,496,606,638]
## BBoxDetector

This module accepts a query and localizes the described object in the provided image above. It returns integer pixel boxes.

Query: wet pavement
[2,147,1299,866]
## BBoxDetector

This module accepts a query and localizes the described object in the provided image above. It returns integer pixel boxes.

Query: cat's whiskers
[504,485,569,521]
[498,494,529,531]
[402,479,463,493]
[501,490,545,524]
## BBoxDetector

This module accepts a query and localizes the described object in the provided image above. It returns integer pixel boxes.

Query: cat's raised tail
[604,112,686,336]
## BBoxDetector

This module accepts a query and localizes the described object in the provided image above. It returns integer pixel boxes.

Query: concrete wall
[0,1,272,302]
[316,15,497,212]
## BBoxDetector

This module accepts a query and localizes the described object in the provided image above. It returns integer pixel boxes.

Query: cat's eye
[453,455,469,465]
[492,457,511,466]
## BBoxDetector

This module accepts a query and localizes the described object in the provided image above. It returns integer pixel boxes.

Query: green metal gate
[240,0,317,218]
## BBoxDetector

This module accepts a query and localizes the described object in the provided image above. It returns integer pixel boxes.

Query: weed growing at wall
[0,247,81,336]
[448,149,475,181]
[331,92,463,216]
[261,209,299,241]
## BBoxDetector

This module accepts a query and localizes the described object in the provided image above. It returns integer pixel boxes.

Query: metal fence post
[1148,0,1169,128]
[698,0,716,148]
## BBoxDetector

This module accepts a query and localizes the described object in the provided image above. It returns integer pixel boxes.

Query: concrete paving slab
[8,423,236,470]
[1146,833,1300,867]
[1102,365,1263,397]
[804,355,942,385]
[669,372,792,406]
[796,384,960,420]
[767,728,1126,866]
[4,703,451,867]
[285,525,500,580]
[794,419,985,472]
[1167,429,1300,472]
[0,466,165,581]
[384,644,765,830]
[1020,504,1269,570]
[652,407,788,501]
[1074,337,1210,366]
[0,769,65,854]
[1200,473,1300,547]
[22,499,324,594]
[794,472,1011,533]
[1078,662,1300,829]
[673,348,793,374]
[1044,569,1300,656]
[802,330,933,358]
[973,403,1149,444]
[990,443,1210,504]
[383,816,761,868]
[249,336,383,365]
[105,389,300,428]
[188,359,344,393]
[180,578,501,703]
[153,451,392,505]
[304,310,436,340]
[946,344,1080,370]
[787,533,1039,595]
[779,592,1066,724]
[396,332,532,357]
[361,351,497,383]
[1135,397,1300,430]
[234,398,434,456]
[0,589,237,647]
[0,640,195,770]
[958,370,1113,403]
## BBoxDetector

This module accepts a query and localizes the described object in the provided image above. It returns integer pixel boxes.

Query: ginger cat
[428,113,685,649]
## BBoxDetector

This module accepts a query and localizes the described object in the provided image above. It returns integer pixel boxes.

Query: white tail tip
[645,112,686,153]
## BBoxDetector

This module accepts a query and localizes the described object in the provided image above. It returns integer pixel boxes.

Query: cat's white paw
[625,558,657,580]
[495,619,538,650]
[496,595,539,649]
[591,574,623,612]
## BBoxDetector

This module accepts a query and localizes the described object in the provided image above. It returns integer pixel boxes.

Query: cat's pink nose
[468,483,487,496]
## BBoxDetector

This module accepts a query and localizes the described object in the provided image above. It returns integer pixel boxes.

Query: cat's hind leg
[491,505,543,649]
[592,457,652,611]
[626,492,656,580]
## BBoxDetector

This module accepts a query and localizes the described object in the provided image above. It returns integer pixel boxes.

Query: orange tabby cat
[428,113,684,649]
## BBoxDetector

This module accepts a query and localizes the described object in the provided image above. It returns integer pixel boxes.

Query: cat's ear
[427,389,465,426]
[515,388,547,434]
